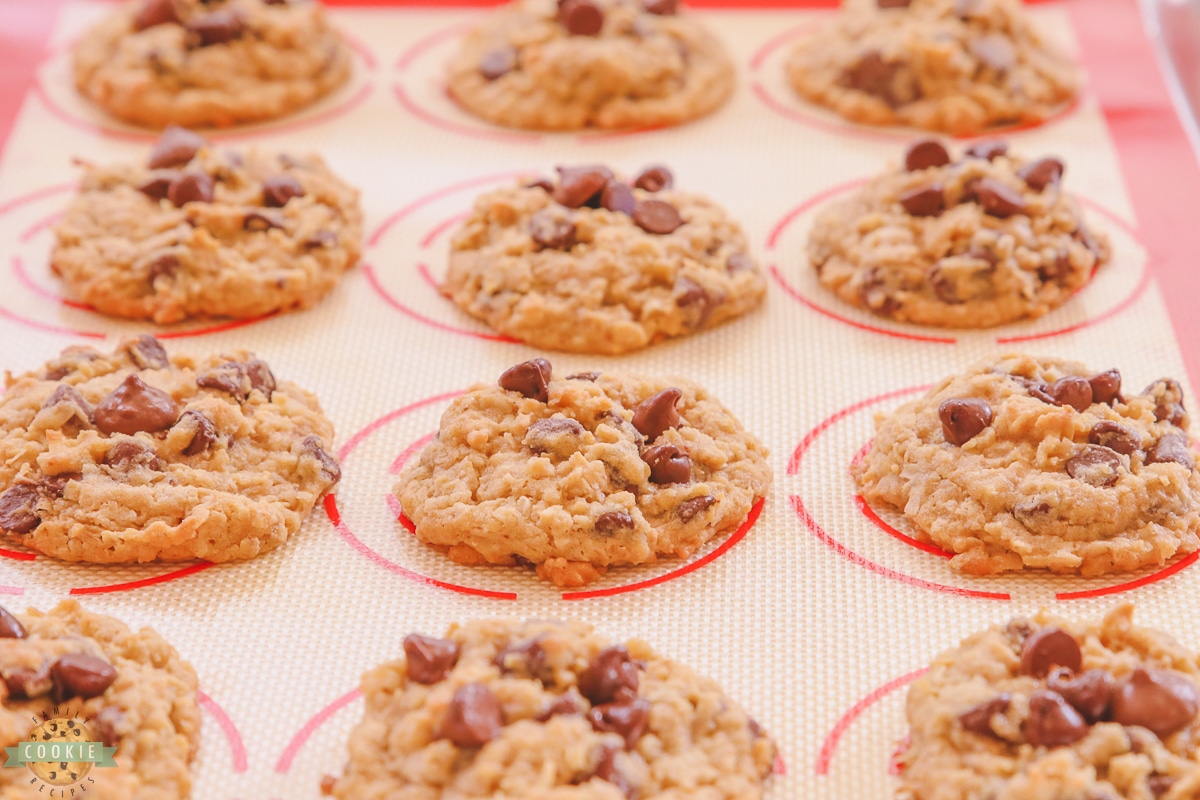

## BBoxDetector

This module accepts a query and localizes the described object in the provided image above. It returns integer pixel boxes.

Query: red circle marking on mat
[275,688,362,774]
[419,211,470,249]
[390,431,436,474]
[815,668,928,776]
[198,690,249,773]
[767,186,1145,345]
[0,586,24,596]
[69,563,214,596]
[854,494,953,559]
[1055,551,1200,600]
[0,548,36,562]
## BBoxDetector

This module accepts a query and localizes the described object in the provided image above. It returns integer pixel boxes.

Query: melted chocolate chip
[92,707,123,750]
[1111,668,1199,739]
[554,165,612,208]
[899,183,945,217]
[1146,434,1195,469]
[530,211,577,250]
[938,398,993,446]
[643,0,678,14]
[4,666,51,699]
[1020,628,1082,678]
[678,495,716,522]
[1047,668,1114,723]
[41,384,93,424]
[975,178,1027,218]
[168,171,215,207]
[633,166,673,192]
[499,359,552,402]
[958,694,1011,737]
[302,436,341,483]
[262,175,305,208]
[0,605,25,639]
[964,140,1008,161]
[103,440,164,471]
[1066,446,1123,487]
[0,484,40,534]
[1020,158,1065,192]
[179,410,217,456]
[186,8,244,46]
[404,633,460,684]
[525,417,586,455]
[244,210,284,231]
[148,126,206,169]
[593,744,637,797]
[596,511,635,534]
[1089,421,1138,456]
[632,200,683,234]
[558,0,604,35]
[537,693,585,720]
[632,389,682,441]
[94,375,179,436]
[580,646,639,705]
[1025,689,1088,747]
[839,51,903,106]
[52,654,117,700]
[566,372,600,382]
[589,697,651,749]
[1089,369,1122,406]
[904,140,950,171]
[439,683,504,747]
[600,181,637,215]
[479,47,517,80]
[41,473,79,499]
[138,171,179,201]
[303,230,338,250]
[125,334,170,370]
[134,0,180,30]
[642,444,691,484]
[1144,378,1187,426]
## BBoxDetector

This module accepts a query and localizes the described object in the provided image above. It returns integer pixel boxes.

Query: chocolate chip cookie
[447,0,734,130]
[902,605,1200,800]
[52,127,362,324]
[442,165,766,354]
[786,0,1078,135]
[0,336,340,563]
[324,618,777,798]
[808,139,1109,328]
[0,600,200,798]
[855,354,1200,576]
[73,0,352,129]
[395,359,771,588]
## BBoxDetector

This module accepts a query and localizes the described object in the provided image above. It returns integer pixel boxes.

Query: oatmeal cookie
[855,354,1200,576]
[52,126,362,324]
[786,0,1078,135]
[73,0,352,129]
[0,600,200,799]
[443,164,766,354]
[325,618,777,798]
[396,359,771,588]
[0,335,341,563]
[447,0,733,131]
[808,139,1109,328]
[901,605,1200,800]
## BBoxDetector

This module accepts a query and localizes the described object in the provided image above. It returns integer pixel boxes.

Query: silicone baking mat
[3,0,1200,796]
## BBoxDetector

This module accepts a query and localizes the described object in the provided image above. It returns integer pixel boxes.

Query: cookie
[855,354,1200,576]
[0,335,341,563]
[808,139,1110,328]
[0,599,200,799]
[901,605,1200,800]
[396,359,771,588]
[442,164,766,354]
[73,0,353,129]
[324,618,777,799]
[447,0,734,130]
[52,126,362,324]
[786,0,1078,135]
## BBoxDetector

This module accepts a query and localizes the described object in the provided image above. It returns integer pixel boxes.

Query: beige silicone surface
[0,2,1194,798]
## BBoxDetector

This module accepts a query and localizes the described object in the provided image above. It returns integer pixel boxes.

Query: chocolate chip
[134,0,180,30]
[439,683,504,747]
[52,654,117,700]
[1111,667,1199,739]
[589,697,651,749]
[499,359,552,402]
[633,166,673,193]
[579,646,639,705]
[125,335,170,370]
[632,389,682,441]
[148,126,206,169]
[4,666,51,699]
[674,276,713,326]
[138,171,179,201]
[975,178,1027,217]
[404,633,460,684]
[877,0,912,6]
[147,253,179,282]
[1149,776,1176,797]
[0,484,39,534]
[1020,627,1082,678]
[899,183,945,217]
[41,473,79,499]
[643,0,678,14]
[526,178,555,194]
[495,637,546,678]
[92,707,123,750]
[596,511,634,534]
[1048,376,1094,412]
[958,694,1010,737]
[1020,158,1065,192]
[727,254,755,273]
[186,9,244,46]
[537,693,585,720]
[599,181,636,216]
[0,606,25,639]
[168,171,215,207]
[904,140,950,171]
[558,0,604,36]
[530,211,577,250]
[94,375,179,436]
[1144,378,1187,426]
[1146,434,1195,469]
[858,267,900,316]
[103,440,164,471]
[567,372,600,382]
[677,495,716,522]
[42,384,93,423]
[593,744,637,797]
[1047,668,1114,723]
[244,210,284,231]
[197,363,245,396]
[1016,376,1056,404]
[262,175,305,208]
[179,410,217,456]
[479,47,517,80]
[525,417,586,456]
[303,231,338,250]
[1089,421,1138,456]
[642,443,691,484]
[632,200,683,234]
[938,398,993,446]
[302,435,341,483]
[970,34,1016,72]
[554,165,612,208]
[1025,690,1089,747]
[1089,370,1122,406]
[964,140,1009,161]
[839,51,902,106]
